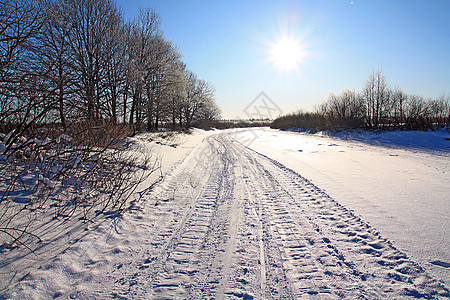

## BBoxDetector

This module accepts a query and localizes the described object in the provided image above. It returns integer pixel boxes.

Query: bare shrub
[272,70,449,132]
[0,124,161,251]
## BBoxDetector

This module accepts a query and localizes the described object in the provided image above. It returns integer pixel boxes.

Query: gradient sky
[117,0,450,119]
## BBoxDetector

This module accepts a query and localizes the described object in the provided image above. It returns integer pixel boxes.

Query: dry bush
[0,123,161,252]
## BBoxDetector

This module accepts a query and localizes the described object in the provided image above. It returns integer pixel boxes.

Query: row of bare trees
[1,0,220,137]
[272,69,449,131]
[0,0,219,252]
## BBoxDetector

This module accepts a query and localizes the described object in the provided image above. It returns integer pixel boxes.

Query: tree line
[0,0,220,253]
[0,0,220,140]
[271,69,449,131]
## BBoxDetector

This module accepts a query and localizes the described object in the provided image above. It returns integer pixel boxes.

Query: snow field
[233,127,450,288]
[2,129,448,298]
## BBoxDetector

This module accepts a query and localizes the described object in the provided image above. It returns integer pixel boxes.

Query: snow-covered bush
[0,126,160,252]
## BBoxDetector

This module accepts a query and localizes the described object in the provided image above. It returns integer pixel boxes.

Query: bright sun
[269,36,305,72]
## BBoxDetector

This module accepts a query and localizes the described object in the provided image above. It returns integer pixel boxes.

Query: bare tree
[276,69,448,131]
[428,95,449,127]
[0,0,45,80]
[0,0,221,257]
[182,71,215,129]
[361,69,389,129]
[322,89,363,128]
[102,5,126,125]
[403,94,428,129]
[166,62,187,128]
[195,96,221,127]
[67,0,123,123]
[389,87,407,127]
[39,0,76,131]
[127,8,161,129]
[144,37,182,130]
[0,0,54,152]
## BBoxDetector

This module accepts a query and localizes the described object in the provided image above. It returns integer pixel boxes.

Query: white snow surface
[233,127,450,287]
[1,128,449,299]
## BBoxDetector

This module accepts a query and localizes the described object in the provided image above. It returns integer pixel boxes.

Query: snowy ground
[233,127,450,288]
[1,128,449,298]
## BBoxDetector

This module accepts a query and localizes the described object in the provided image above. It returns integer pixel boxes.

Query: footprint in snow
[430,260,450,268]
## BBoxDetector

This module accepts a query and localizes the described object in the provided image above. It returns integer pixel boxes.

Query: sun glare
[269,36,305,72]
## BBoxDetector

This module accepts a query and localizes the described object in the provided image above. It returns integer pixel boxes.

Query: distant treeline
[194,119,272,130]
[271,70,449,131]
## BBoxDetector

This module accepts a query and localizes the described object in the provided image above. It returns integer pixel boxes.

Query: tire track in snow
[105,137,221,298]
[39,132,448,299]
[229,133,448,299]
[239,145,377,298]
[229,141,293,299]
[135,133,449,298]
[144,137,232,298]
[247,187,267,297]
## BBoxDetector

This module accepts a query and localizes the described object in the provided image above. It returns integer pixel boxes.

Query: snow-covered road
[7,131,448,298]
[232,128,450,289]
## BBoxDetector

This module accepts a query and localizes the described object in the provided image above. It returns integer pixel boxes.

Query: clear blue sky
[117,0,450,119]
